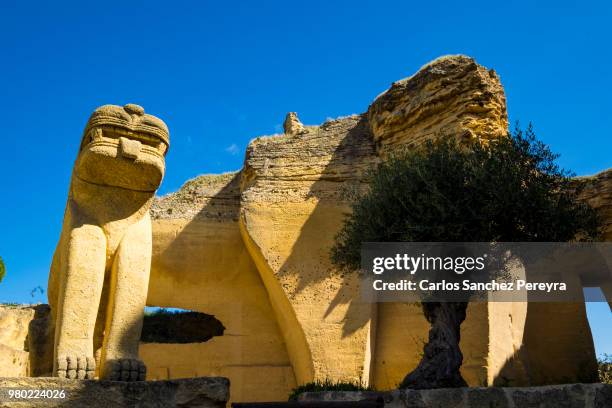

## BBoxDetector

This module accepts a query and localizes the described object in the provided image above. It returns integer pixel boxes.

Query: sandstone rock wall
[3,56,605,404]
[522,302,599,385]
[0,304,52,378]
[576,169,612,241]
[367,55,508,155]
[142,56,603,399]
[0,305,33,351]
[0,305,33,377]
[147,173,296,403]
[236,56,516,389]
[240,115,379,385]
[10,55,604,403]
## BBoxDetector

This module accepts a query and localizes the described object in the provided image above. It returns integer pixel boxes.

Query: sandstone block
[0,305,35,351]
[0,344,29,377]
[368,55,508,155]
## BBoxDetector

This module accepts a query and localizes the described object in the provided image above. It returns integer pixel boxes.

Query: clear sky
[0,1,610,356]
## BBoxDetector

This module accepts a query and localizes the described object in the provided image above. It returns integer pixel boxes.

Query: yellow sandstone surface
[12,55,603,402]
[240,115,379,386]
[576,169,612,241]
[140,55,604,401]
[146,173,296,402]
[367,55,508,155]
[0,306,34,377]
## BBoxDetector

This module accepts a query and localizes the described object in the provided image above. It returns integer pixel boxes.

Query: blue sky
[0,1,610,356]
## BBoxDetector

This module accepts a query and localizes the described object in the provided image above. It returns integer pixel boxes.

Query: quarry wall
[2,55,609,404]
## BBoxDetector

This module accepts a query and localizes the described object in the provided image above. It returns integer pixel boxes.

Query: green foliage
[0,256,5,284]
[600,354,612,384]
[332,125,600,270]
[144,307,181,317]
[288,379,373,401]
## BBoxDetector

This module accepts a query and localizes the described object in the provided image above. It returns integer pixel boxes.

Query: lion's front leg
[99,214,152,381]
[54,223,106,379]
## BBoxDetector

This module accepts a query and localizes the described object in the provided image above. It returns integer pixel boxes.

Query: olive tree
[331,125,599,389]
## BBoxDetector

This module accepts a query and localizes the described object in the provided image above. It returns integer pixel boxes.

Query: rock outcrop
[0,305,35,377]
[143,56,605,399]
[0,304,54,378]
[575,168,612,311]
[283,112,305,136]
[367,55,508,155]
[576,169,612,241]
[9,55,603,404]
[236,54,538,391]
[240,114,379,385]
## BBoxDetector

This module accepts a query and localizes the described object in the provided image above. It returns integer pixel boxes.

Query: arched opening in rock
[141,307,225,343]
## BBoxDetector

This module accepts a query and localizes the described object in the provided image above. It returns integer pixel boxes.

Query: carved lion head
[74,104,170,192]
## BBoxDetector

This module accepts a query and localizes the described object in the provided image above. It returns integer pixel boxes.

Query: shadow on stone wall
[141,310,225,344]
[270,115,378,338]
[27,304,54,376]
[489,301,599,387]
[152,172,242,285]
[148,171,298,400]
[27,305,226,376]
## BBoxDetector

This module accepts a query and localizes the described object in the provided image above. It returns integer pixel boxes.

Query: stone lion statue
[47,104,169,381]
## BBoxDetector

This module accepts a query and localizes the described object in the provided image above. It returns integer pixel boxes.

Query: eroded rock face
[236,56,516,388]
[240,115,379,385]
[575,169,612,240]
[143,54,606,398]
[0,305,34,377]
[368,55,508,155]
[0,305,34,351]
[151,172,241,222]
[575,168,612,311]
[148,173,297,403]
[0,305,53,377]
[283,112,305,136]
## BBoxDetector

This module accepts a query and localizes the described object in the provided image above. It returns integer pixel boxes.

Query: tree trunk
[400,302,468,389]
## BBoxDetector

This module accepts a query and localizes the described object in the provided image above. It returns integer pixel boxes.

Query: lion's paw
[56,355,96,379]
[106,358,146,381]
